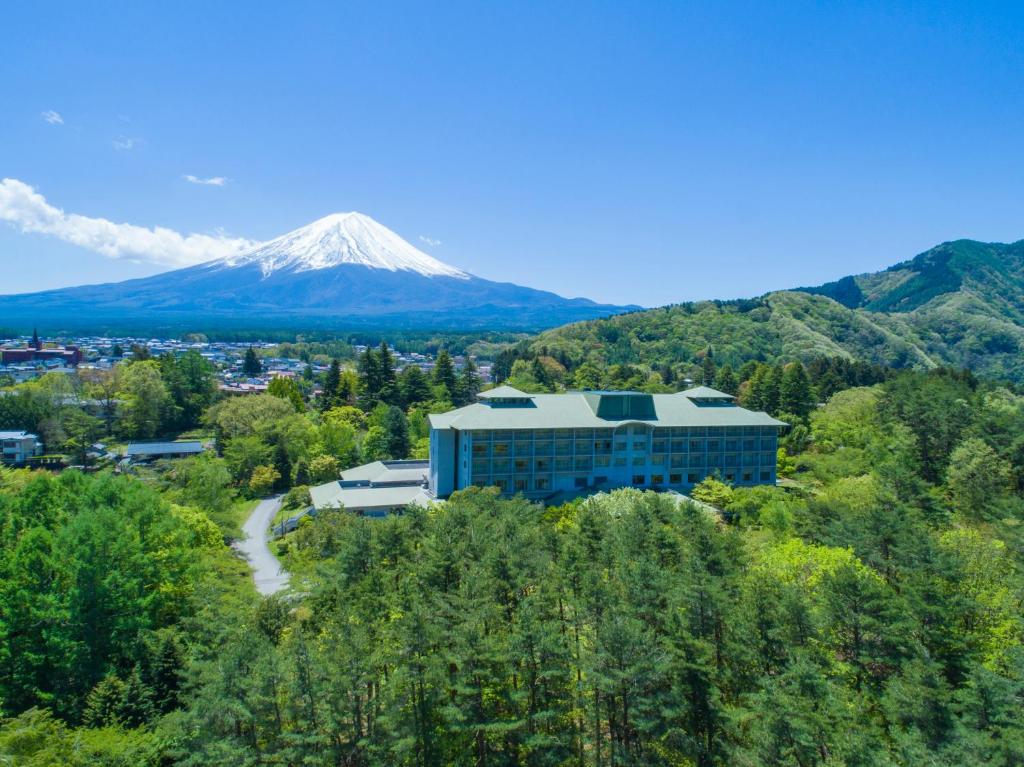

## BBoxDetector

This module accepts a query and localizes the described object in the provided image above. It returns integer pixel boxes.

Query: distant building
[306,386,785,519]
[125,441,205,462]
[0,341,82,366]
[0,431,44,464]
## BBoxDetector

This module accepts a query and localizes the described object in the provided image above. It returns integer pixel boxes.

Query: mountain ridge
[531,238,1024,381]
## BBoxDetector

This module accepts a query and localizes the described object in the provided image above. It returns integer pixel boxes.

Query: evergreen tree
[455,357,481,405]
[382,406,410,459]
[358,347,382,409]
[715,364,739,395]
[399,365,432,407]
[377,341,399,405]
[780,361,814,418]
[242,346,262,377]
[433,349,457,401]
[321,358,341,410]
[30,327,40,349]
[701,349,716,386]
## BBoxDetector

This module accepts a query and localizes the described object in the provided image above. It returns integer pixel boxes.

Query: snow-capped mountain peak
[222,212,469,279]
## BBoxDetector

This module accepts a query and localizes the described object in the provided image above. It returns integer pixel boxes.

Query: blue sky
[2,1,1023,306]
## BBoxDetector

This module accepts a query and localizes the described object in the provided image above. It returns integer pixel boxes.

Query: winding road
[235,494,290,596]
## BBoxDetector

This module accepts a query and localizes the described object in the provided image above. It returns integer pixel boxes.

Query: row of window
[472,450,776,475]
[469,426,777,441]
[472,437,777,458]
[476,469,774,494]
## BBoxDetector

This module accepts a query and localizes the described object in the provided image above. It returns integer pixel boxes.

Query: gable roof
[681,385,735,400]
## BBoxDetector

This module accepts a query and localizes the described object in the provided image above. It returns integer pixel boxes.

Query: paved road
[235,494,290,596]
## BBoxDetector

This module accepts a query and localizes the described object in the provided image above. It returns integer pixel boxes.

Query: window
[669,473,682,484]
[615,440,627,452]
[690,439,703,451]
[688,472,699,483]
[632,474,646,485]
[535,477,550,490]
[493,442,509,456]
[535,457,550,471]
[574,476,588,488]
[632,456,646,466]
[760,470,771,482]
[515,478,528,492]
[724,472,735,482]
[742,472,752,482]
[632,440,647,451]
[514,459,529,472]
[708,440,720,451]
[472,443,488,456]
[594,455,611,468]
[495,479,509,492]
[651,474,664,485]
[614,457,627,467]
[651,454,666,466]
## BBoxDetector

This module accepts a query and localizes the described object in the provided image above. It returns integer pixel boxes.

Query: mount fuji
[0,213,636,331]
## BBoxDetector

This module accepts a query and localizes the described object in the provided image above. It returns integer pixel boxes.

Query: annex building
[308,385,785,517]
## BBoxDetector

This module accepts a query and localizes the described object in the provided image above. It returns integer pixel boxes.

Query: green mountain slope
[533,239,1024,381]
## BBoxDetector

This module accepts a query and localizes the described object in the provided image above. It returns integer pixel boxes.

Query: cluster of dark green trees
[2,362,1023,766]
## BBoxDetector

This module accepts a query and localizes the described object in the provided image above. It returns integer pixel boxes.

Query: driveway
[235,494,290,596]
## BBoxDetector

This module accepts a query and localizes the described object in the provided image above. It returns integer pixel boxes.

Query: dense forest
[0,361,1022,765]
[522,240,1024,383]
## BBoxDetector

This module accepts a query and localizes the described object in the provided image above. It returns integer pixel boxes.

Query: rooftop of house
[0,431,37,440]
[429,386,786,431]
[125,440,205,456]
[340,459,430,486]
[310,481,432,512]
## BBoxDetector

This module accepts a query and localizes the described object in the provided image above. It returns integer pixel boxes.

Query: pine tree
[701,349,716,386]
[30,327,40,350]
[377,341,399,405]
[399,365,432,407]
[455,357,481,405]
[434,349,457,401]
[322,358,342,410]
[779,362,814,418]
[357,347,382,409]
[242,346,262,377]
[382,406,410,459]
[715,364,739,395]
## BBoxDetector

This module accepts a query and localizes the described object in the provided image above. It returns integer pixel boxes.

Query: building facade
[0,431,44,464]
[429,386,785,501]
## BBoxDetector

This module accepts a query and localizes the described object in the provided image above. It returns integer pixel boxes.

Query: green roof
[429,389,786,431]
[477,385,532,399]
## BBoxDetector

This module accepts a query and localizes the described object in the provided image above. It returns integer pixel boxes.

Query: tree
[308,454,342,483]
[946,438,1012,519]
[242,346,262,378]
[117,361,169,440]
[382,406,410,459]
[780,362,814,419]
[361,426,390,462]
[700,349,716,386]
[268,376,305,412]
[433,349,457,401]
[223,435,274,483]
[377,341,399,405]
[321,358,342,410]
[715,364,739,395]
[455,357,481,406]
[399,365,432,408]
[62,409,102,466]
[248,465,281,496]
[691,476,734,508]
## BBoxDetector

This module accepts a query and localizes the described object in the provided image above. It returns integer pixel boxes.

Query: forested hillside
[2,367,1023,765]
[530,239,1024,382]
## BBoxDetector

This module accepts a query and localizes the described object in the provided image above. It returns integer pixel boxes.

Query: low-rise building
[0,431,44,464]
[309,460,431,517]
[125,440,206,462]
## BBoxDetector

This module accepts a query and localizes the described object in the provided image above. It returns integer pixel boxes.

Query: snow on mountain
[221,212,469,279]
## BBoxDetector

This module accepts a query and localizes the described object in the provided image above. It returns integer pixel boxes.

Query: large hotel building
[309,385,785,516]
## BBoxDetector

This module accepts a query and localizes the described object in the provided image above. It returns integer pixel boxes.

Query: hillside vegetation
[533,239,1024,382]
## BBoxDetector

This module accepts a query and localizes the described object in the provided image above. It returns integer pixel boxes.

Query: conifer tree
[321,359,341,410]
[242,346,262,377]
[780,361,814,418]
[433,349,457,401]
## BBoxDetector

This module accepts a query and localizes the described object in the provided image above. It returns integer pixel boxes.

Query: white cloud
[41,110,64,125]
[419,235,442,247]
[184,174,228,187]
[112,135,141,151]
[0,178,259,267]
